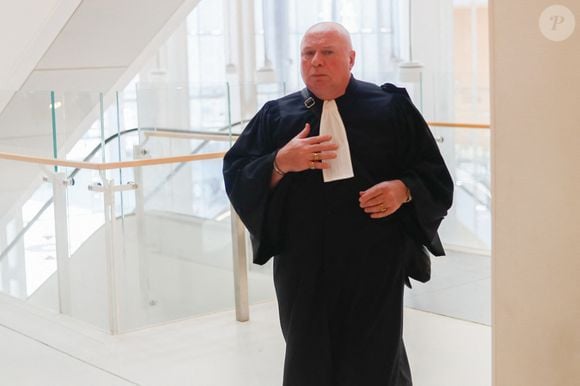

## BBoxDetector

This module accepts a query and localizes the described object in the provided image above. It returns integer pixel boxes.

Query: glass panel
[404,125,491,325]
[0,90,54,157]
[395,67,490,253]
[51,89,140,171]
[143,158,226,217]
[0,85,491,332]
[136,82,231,136]
[66,167,105,255]
[111,89,140,219]
[227,82,286,135]
[51,91,106,162]
[114,158,275,333]
[407,68,490,252]
[452,70,490,124]
[135,81,240,155]
[54,86,140,165]
[22,197,56,298]
[64,166,110,331]
[0,159,59,313]
[437,126,491,251]
[65,94,137,256]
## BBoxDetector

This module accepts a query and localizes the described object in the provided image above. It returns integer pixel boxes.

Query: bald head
[300,22,356,100]
[301,22,353,51]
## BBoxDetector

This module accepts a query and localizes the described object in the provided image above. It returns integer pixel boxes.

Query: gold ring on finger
[313,152,320,161]
[380,205,386,212]
[309,161,316,170]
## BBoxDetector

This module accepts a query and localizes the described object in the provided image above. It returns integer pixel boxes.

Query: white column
[230,0,258,120]
[491,1,580,384]
[223,0,251,322]
[411,0,455,121]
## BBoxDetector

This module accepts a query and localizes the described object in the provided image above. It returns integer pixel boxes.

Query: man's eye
[322,50,334,55]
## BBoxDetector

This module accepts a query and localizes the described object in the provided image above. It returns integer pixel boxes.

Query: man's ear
[349,50,356,69]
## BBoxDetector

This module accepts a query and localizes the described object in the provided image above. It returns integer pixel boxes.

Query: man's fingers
[309,142,339,153]
[358,181,404,218]
[306,150,337,163]
[359,203,395,218]
[296,123,311,138]
[305,160,334,170]
[303,134,333,144]
[318,152,337,160]
[359,195,383,208]
[359,188,382,205]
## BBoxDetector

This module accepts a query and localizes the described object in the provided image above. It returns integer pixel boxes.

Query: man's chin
[305,81,329,95]
[309,76,329,83]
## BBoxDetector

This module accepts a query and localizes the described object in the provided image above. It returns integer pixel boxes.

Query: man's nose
[311,51,323,66]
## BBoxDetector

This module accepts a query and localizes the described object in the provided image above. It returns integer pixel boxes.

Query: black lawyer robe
[223,77,454,386]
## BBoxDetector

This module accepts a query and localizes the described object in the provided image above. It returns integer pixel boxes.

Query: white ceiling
[36,0,186,70]
[0,0,201,223]
[0,0,82,90]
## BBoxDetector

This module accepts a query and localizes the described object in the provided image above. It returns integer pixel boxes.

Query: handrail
[0,127,227,263]
[0,150,225,170]
[143,128,238,141]
[0,119,488,260]
[0,121,490,170]
[142,122,491,141]
[428,122,489,129]
[0,120,491,169]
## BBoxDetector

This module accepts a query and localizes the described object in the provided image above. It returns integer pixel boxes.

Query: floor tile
[0,325,137,386]
[0,297,490,386]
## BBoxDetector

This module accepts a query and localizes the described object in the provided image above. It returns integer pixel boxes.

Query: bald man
[223,22,453,386]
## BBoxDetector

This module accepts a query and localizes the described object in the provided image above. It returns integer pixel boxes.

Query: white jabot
[320,99,354,182]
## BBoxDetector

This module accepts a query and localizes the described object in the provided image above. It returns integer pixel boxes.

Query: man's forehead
[301,32,344,48]
[301,42,340,50]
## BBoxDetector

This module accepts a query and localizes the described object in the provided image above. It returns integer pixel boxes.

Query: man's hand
[359,180,410,219]
[275,123,338,172]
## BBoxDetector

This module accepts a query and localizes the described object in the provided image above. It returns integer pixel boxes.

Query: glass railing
[393,69,491,254]
[429,122,491,253]
[0,86,270,334]
[0,81,490,334]
[0,149,280,334]
[0,90,57,157]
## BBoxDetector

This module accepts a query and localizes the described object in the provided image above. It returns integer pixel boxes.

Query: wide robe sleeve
[222,101,290,265]
[392,91,454,257]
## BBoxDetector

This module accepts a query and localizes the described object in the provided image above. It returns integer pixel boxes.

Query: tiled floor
[0,248,491,386]
[248,249,492,326]
[405,250,491,325]
[0,293,490,386]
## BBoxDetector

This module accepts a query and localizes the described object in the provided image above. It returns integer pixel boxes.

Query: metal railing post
[45,171,72,315]
[89,172,138,334]
[230,209,249,322]
[133,144,152,308]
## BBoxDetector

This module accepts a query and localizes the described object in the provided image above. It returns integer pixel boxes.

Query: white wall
[490,1,580,385]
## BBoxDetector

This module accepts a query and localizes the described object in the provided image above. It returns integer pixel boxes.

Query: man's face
[300,28,355,100]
